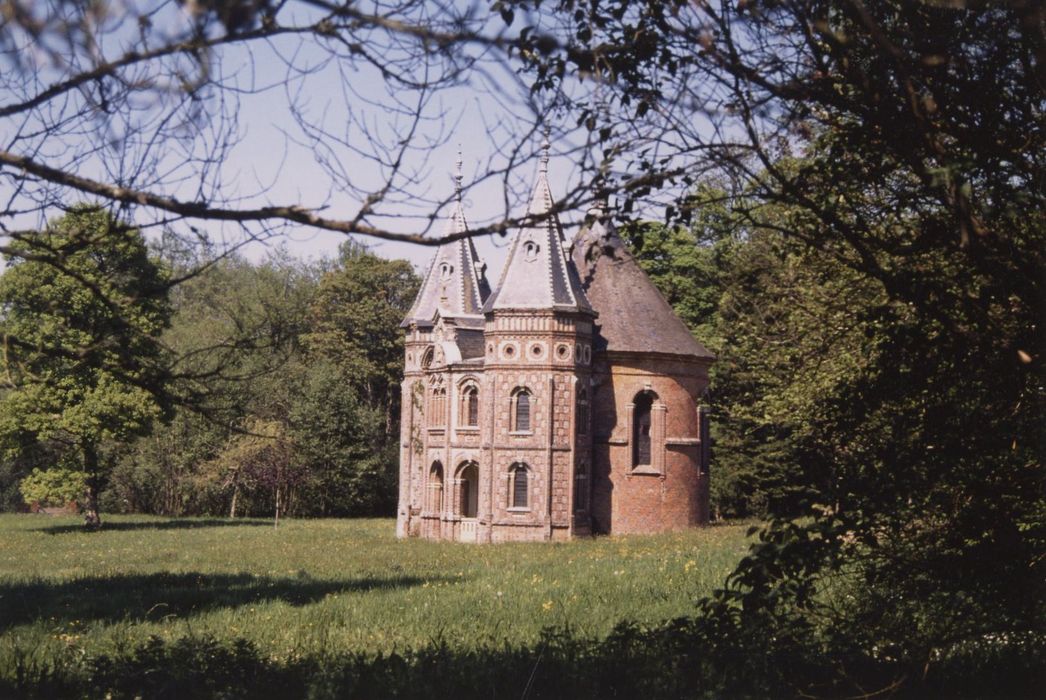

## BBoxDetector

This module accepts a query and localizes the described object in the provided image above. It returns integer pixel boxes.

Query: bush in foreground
[4,620,1042,700]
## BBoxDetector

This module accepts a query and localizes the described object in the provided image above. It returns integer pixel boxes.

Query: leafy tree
[525,2,1044,689]
[0,207,172,528]
[620,219,725,349]
[196,417,302,525]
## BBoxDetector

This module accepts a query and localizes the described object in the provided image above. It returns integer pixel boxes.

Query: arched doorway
[456,461,479,542]
[428,461,444,514]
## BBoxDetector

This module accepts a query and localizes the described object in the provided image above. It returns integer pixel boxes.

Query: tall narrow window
[576,388,589,435]
[574,464,587,512]
[461,384,479,427]
[512,388,531,432]
[431,387,447,427]
[633,392,653,466]
[510,463,529,508]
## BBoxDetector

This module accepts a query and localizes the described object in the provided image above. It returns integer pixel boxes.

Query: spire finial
[539,128,550,174]
[454,147,464,199]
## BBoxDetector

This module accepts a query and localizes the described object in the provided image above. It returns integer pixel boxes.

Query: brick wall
[590,353,712,535]
[398,316,710,541]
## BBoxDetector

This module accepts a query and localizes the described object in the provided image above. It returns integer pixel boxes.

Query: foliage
[289,361,393,517]
[303,243,420,438]
[619,219,724,349]
[547,2,1046,693]
[0,207,172,527]
[95,246,417,520]
[18,468,87,508]
[199,418,301,525]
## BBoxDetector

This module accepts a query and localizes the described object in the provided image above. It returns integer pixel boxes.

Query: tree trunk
[82,443,102,530]
[229,486,239,519]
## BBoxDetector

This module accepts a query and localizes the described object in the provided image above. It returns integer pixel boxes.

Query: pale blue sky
[1,1,675,279]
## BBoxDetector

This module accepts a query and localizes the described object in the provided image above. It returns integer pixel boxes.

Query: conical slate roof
[401,198,490,328]
[571,208,714,360]
[483,153,592,314]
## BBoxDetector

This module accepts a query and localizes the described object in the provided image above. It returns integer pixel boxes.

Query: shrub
[19,468,87,508]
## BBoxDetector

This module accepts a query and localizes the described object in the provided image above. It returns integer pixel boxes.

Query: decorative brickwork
[396,154,714,543]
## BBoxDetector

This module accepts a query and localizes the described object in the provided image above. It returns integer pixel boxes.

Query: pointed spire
[483,135,592,314]
[454,147,463,200]
[401,167,491,328]
[539,129,550,175]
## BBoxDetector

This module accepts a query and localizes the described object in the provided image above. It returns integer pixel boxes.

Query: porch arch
[427,461,444,514]
[455,461,480,519]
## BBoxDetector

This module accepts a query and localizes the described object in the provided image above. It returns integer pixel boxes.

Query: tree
[289,360,392,517]
[0,0,592,258]
[511,2,1043,691]
[0,207,172,527]
[303,244,420,439]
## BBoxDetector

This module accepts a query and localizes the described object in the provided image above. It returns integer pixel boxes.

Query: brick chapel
[396,146,714,543]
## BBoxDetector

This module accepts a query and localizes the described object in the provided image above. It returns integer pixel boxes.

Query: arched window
[509,463,529,509]
[576,388,589,435]
[421,346,434,369]
[511,388,532,432]
[633,392,654,466]
[460,383,479,427]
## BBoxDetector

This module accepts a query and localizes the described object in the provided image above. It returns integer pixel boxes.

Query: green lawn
[0,515,750,673]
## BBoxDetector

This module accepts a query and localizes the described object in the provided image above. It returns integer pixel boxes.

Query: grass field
[0,514,750,677]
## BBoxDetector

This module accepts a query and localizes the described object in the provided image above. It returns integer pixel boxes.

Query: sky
[186,2,598,279]
[1,1,651,280]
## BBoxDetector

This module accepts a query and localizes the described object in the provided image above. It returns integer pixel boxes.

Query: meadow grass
[0,514,750,676]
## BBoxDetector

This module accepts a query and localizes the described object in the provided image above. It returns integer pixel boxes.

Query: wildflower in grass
[542,601,553,612]
[684,560,696,573]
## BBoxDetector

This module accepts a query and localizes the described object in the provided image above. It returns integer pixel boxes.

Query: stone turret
[397,156,490,539]
[402,154,489,330]
[477,138,598,541]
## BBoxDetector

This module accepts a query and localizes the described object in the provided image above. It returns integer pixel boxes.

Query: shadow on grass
[0,571,447,630]
[33,518,271,535]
